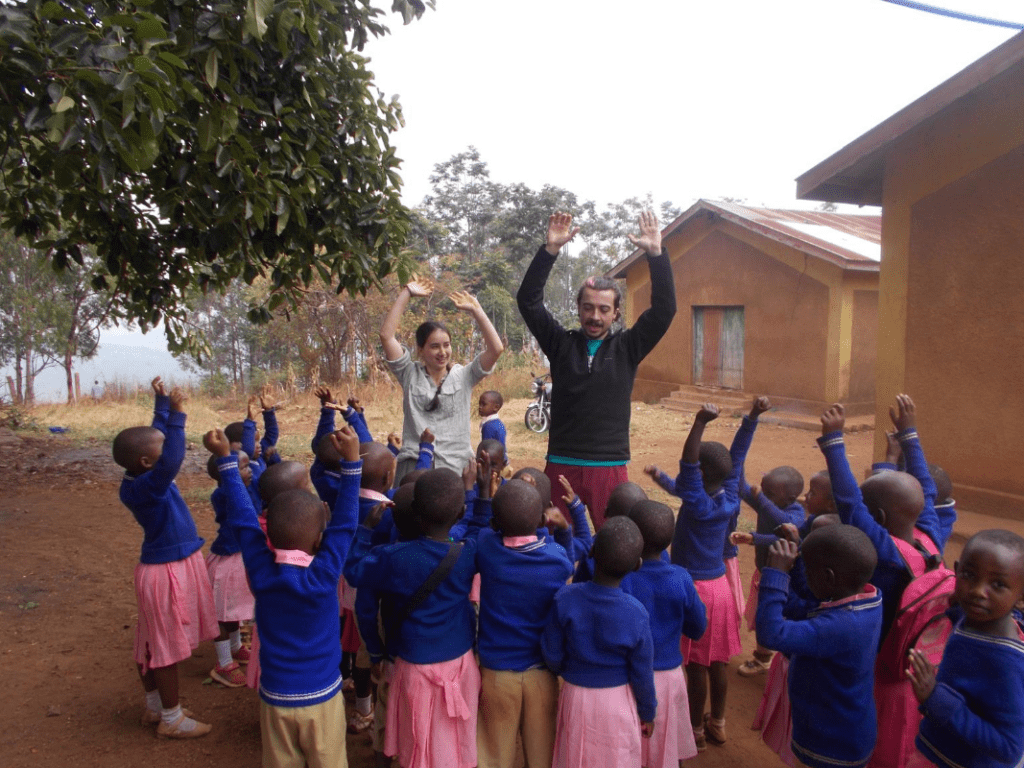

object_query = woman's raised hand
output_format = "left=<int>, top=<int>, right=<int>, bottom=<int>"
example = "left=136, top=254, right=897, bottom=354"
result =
left=406, top=277, right=434, bottom=297
left=449, top=290, right=481, bottom=313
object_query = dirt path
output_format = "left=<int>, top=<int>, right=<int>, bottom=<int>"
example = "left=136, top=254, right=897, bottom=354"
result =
left=0, top=402, right=874, bottom=767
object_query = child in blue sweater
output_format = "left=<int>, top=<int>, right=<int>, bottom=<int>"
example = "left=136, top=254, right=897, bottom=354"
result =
left=910, top=529, right=1024, bottom=768
left=756, top=524, right=883, bottom=768
left=204, top=452, right=254, bottom=688
left=669, top=399, right=763, bottom=749
left=477, top=479, right=576, bottom=768
left=622, top=500, right=707, bottom=768
left=225, top=386, right=281, bottom=511
left=542, top=516, right=656, bottom=768
left=205, top=424, right=361, bottom=768
left=114, top=379, right=217, bottom=739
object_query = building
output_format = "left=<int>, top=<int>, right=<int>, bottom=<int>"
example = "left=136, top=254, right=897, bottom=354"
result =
left=797, top=31, right=1024, bottom=521
left=609, top=199, right=880, bottom=426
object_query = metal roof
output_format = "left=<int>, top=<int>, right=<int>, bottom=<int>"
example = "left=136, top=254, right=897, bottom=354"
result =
left=796, top=30, right=1024, bottom=205
left=608, top=199, right=881, bottom=279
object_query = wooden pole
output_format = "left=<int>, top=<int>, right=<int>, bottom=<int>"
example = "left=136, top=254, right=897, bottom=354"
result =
left=74, top=372, right=81, bottom=403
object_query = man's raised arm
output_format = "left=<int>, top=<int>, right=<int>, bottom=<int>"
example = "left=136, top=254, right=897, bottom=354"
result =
left=516, top=212, right=580, bottom=353
left=625, top=211, right=676, bottom=361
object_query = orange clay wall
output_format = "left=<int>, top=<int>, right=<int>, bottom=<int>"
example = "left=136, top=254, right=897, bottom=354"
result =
left=631, top=228, right=831, bottom=403
left=848, top=289, right=879, bottom=404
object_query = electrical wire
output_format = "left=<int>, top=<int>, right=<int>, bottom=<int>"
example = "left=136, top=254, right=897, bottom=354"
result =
left=880, top=0, right=1024, bottom=30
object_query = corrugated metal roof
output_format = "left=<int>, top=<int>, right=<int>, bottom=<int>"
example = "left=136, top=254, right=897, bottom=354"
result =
left=609, top=199, right=881, bottom=278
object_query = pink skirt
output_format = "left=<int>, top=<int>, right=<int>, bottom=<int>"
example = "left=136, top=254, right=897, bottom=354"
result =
left=246, top=625, right=260, bottom=689
left=687, top=574, right=743, bottom=666
left=724, top=555, right=746, bottom=619
left=133, top=550, right=218, bottom=672
left=744, top=569, right=761, bottom=631
left=341, top=609, right=361, bottom=654
left=205, top=551, right=255, bottom=623
left=642, top=667, right=696, bottom=768
left=751, top=654, right=795, bottom=767
left=385, top=650, right=480, bottom=768
left=469, top=573, right=481, bottom=604
left=553, top=681, right=641, bottom=768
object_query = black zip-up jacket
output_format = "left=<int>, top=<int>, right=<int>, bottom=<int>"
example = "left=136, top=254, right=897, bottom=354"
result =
left=517, top=246, right=676, bottom=463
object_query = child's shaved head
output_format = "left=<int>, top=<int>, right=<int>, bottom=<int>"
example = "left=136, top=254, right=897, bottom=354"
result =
left=477, top=438, right=505, bottom=468
left=860, top=471, right=924, bottom=530
left=413, top=469, right=465, bottom=529
left=259, top=461, right=311, bottom=508
left=801, top=523, right=878, bottom=599
left=513, top=467, right=552, bottom=508
left=360, top=442, right=396, bottom=492
left=606, top=481, right=648, bottom=519
left=629, top=499, right=674, bottom=556
left=698, top=441, right=733, bottom=487
left=316, top=433, right=343, bottom=470
left=224, top=421, right=245, bottom=444
left=593, top=517, right=644, bottom=579
left=493, top=480, right=544, bottom=537
left=112, top=426, right=163, bottom=475
left=400, top=469, right=427, bottom=487
left=929, top=464, right=953, bottom=503
left=266, top=489, right=327, bottom=554
left=762, top=466, right=804, bottom=506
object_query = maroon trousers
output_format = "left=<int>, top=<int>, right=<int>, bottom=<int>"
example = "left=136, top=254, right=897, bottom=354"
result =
left=543, top=462, right=629, bottom=532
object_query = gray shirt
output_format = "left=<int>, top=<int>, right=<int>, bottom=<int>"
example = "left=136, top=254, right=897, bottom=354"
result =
left=386, top=348, right=493, bottom=474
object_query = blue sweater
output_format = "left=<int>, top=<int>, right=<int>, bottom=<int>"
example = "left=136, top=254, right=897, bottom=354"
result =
left=119, top=397, right=205, bottom=565
left=541, top=581, right=657, bottom=723
left=217, top=453, right=360, bottom=708
left=309, top=406, right=374, bottom=486
left=480, top=416, right=507, bottom=447
left=669, top=416, right=756, bottom=581
left=477, top=529, right=575, bottom=672
left=756, top=567, right=882, bottom=768
left=917, top=622, right=1024, bottom=768
left=242, top=409, right=280, bottom=511
left=209, top=485, right=242, bottom=556
left=652, top=466, right=744, bottom=562
left=621, top=559, right=706, bottom=670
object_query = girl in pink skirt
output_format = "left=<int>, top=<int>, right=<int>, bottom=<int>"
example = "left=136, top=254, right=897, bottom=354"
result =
left=205, top=452, right=256, bottom=688
left=114, top=381, right=218, bottom=739
left=542, top=517, right=656, bottom=768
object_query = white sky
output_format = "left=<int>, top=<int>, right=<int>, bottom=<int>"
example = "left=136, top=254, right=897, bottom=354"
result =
left=11, top=0, right=1022, bottom=401
left=362, top=0, right=1020, bottom=211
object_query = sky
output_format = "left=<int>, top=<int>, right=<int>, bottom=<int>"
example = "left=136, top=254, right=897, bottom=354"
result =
left=10, top=0, right=1022, bottom=402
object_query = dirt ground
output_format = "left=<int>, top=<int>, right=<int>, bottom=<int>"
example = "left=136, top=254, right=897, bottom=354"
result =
left=0, top=398, right=875, bottom=768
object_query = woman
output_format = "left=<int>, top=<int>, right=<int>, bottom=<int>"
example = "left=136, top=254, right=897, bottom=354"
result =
left=380, top=278, right=504, bottom=480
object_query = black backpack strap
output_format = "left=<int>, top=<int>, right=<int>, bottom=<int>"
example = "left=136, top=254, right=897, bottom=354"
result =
left=911, top=537, right=942, bottom=572
left=397, top=542, right=464, bottom=625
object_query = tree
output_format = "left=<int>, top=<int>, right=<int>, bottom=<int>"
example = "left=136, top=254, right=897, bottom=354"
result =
left=0, top=0, right=430, bottom=356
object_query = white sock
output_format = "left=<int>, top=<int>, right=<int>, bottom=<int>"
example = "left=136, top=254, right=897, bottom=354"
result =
left=229, top=630, right=242, bottom=652
left=145, top=690, right=161, bottom=713
left=161, top=704, right=197, bottom=732
left=356, top=695, right=372, bottom=716
left=215, top=639, right=233, bottom=668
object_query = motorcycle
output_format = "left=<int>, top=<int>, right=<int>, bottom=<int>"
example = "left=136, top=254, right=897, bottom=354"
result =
left=524, top=372, right=552, bottom=433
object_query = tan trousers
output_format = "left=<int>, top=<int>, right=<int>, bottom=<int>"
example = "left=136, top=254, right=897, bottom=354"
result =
left=477, top=666, right=558, bottom=768
left=260, top=691, right=348, bottom=768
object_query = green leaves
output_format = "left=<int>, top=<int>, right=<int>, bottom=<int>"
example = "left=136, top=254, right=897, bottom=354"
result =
left=244, top=0, right=273, bottom=42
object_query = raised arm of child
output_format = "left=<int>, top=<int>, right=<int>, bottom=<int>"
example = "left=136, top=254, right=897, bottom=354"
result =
left=644, top=464, right=679, bottom=498
left=416, top=428, right=435, bottom=470
left=150, top=376, right=170, bottom=432
left=241, top=395, right=260, bottom=460
left=258, top=384, right=280, bottom=464
left=673, top=404, right=720, bottom=516
left=206, top=428, right=268, bottom=574
left=889, top=394, right=943, bottom=551
left=558, top=475, right=593, bottom=564
left=143, top=385, right=188, bottom=496
left=725, top=396, right=770, bottom=498
left=317, top=427, right=363, bottom=575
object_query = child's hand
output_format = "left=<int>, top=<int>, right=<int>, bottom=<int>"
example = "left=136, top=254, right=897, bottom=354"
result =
left=767, top=539, right=798, bottom=572
left=749, top=396, right=771, bottom=419
left=330, top=425, right=360, bottom=463
left=203, top=428, right=231, bottom=458
left=884, top=431, right=902, bottom=466
left=820, top=403, right=845, bottom=435
left=489, top=468, right=501, bottom=498
left=259, top=384, right=276, bottom=412
left=247, top=394, right=259, bottom=421
left=476, top=453, right=493, bottom=498
left=907, top=649, right=936, bottom=703
left=151, top=376, right=166, bottom=396
left=420, top=427, right=435, bottom=445
left=347, top=396, right=363, bottom=414
left=730, top=531, right=754, bottom=546
left=168, top=387, right=187, bottom=412
left=643, top=464, right=659, bottom=479
left=363, top=500, right=392, bottom=531
left=557, top=475, right=577, bottom=506
left=544, top=507, right=569, bottom=531
left=314, top=386, right=333, bottom=406
left=388, top=432, right=403, bottom=450
left=462, top=460, right=476, bottom=491
left=889, top=393, right=916, bottom=432
left=695, top=403, right=719, bottom=424
left=263, top=446, right=278, bottom=463
left=640, top=720, right=654, bottom=739
left=775, top=523, right=801, bottom=545
left=748, top=484, right=761, bottom=500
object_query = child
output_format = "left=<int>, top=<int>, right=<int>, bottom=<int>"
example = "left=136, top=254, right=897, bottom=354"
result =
left=476, top=479, right=576, bottom=768
left=622, top=500, right=707, bottom=768
left=205, top=425, right=361, bottom=768
left=345, top=468, right=482, bottom=768
left=478, top=390, right=506, bottom=446
left=670, top=399, right=763, bottom=749
left=542, top=516, right=656, bottom=768
left=205, top=452, right=255, bottom=688
left=113, top=378, right=217, bottom=738
left=573, top=481, right=649, bottom=583
left=909, top=529, right=1024, bottom=768
left=228, top=386, right=281, bottom=511
left=756, top=525, right=882, bottom=768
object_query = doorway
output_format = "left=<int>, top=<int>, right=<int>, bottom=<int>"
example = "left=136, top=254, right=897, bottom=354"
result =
left=693, top=306, right=744, bottom=389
